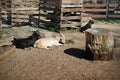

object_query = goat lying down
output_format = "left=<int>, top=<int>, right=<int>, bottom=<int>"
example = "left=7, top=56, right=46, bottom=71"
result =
left=80, top=19, right=94, bottom=32
left=34, top=33, right=65, bottom=49
left=12, top=30, right=41, bottom=49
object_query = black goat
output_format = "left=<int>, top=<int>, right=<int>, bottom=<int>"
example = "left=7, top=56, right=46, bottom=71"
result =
left=12, top=30, right=41, bottom=49
left=80, top=20, right=94, bottom=32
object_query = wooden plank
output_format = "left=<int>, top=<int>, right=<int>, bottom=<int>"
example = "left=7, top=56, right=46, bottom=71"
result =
left=61, top=16, right=81, bottom=20
left=12, top=8, right=38, bottom=11
left=12, top=1, right=38, bottom=4
left=84, top=9, right=106, bottom=12
left=83, top=15, right=106, bottom=18
left=62, top=0, right=83, bottom=4
left=12, top=11, right=29, bottom=13
left=109, top=15, right=120, bottom=18
left=11, top=15, right=29, bottom=18
left=1, top=15, right=8, bottom=17
left=61, top=8, right=82, bottom=12
left=1, top=11, right=8, bottom=14
left=61, top=22, right=81, bottom=28
left=62, top=4, right=82, bottom=8
left=12, top=11, right=39, bottom=15
left=12, top=19, right=29, bottom=22
left=109, top=4, right=118, bottom=7
left=109, top=8, right=115, bottom=11
left=84, top=4, right=106, bottom=7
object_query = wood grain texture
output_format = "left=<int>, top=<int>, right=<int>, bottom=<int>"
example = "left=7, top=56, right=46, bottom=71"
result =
left=85, top=28, right=114, bottom=60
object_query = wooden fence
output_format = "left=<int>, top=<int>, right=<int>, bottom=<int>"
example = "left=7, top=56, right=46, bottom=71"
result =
left=83, top=3, right=120, bottom=19
left=0, top=5, right=1, bottom=28
left=0, top=0, right=39, bottom=26
left=0, top=0, right=120, bottom=28
left=39, top=0, right=83, bottom=30
left=11, top=0, right=39, bottom=26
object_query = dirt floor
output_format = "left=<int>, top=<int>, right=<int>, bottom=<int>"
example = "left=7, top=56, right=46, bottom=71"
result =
left=0, top=23, right=120, bottom=80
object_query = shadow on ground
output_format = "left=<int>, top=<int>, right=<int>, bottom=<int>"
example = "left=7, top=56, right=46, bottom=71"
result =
left=64, top=48, right=93, bottom=60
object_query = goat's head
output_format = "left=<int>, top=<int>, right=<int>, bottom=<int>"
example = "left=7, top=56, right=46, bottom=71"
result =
left=59, top=33, right=66, bottom=44
left=31, top=30, right=41, bottom=40
left=89, top=20, right=94, bottom=24
left=11, top=38, right=17, bottom=45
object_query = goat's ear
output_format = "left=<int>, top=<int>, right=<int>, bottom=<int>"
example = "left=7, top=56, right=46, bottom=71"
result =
left=13, top=37, right=16, bottom=40
left=35, top=30, right=40, bottom=34
left=11, top=38, right=16, bottom=42
left=59, top=32, right=62, bottom=36
left=59, top=33, right=65, bottom=43
left=59, top=33, right=64, bottom=37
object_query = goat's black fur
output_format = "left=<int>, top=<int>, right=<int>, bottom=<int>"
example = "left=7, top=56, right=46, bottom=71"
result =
left=80, top=20, right=94, bottom=32
left=12, top=30, right=40, bottom=49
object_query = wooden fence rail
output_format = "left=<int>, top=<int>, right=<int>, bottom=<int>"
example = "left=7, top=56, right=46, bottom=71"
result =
left=83, top=3, right=120, bottom=19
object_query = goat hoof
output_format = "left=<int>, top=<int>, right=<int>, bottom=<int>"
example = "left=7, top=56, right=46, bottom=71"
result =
left=24, top=47, right=32, bottom=50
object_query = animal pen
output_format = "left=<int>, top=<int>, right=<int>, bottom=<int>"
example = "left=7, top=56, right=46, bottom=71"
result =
left=0, top=0, right=120, bottom=29
left=0, top=0, right=83, bottom=30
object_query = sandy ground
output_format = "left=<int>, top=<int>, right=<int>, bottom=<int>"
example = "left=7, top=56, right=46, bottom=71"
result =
left=0, top=23, right=120, bottom=80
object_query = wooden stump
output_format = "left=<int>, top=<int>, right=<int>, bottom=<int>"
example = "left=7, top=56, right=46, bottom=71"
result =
left=85, top=28, right=114, bottom=60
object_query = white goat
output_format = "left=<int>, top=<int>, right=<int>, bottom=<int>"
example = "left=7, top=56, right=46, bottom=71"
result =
left=34, top=33, right=65, bottom=49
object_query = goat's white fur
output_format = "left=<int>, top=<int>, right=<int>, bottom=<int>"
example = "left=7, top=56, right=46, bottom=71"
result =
left=34, top=33, right=65, bottom=49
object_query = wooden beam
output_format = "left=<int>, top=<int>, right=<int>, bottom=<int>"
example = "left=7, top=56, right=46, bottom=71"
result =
left=61, top=16, right=81, bottom=20
left=12, top=8, right=38, bottom=11
left=60, top=22, right=81, bottom=28
left=83, top=15, right=106, bottom=18
left=84, top=4, right=107, bottom=7
left=61, top=8, right=82, bottom=12
left=84, top=9, right=106, bottom=12
left=108, top=15, right=120, bottom=18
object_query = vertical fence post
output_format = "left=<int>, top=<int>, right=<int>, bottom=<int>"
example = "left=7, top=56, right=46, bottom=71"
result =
left=38, top=0, right=40, bottom=27
left=10, top=0, right=12, bottom=26
left=106, top=0, right=109, bottom=20
left=0, top=6, right=1, bottom=39
left=0, top=0, right=2, bottom=28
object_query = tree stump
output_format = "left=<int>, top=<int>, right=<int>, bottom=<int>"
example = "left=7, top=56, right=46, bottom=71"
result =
left=85, top=28, right=114, bottom=60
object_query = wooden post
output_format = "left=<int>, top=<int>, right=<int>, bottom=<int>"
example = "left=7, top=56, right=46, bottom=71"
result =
left=0, top=1, right=2, bottom=39
left=38, top=0, right=40, bottom=27
left=85, top=28, right=114, bottom=60
left=0, top=1, right=2, bottom=28
left=106, top=0, right=109, bottom=20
